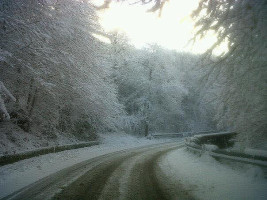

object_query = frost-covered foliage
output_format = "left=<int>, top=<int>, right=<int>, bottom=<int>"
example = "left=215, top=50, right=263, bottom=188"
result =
left=96, top=0, right=167, bottom=16
left=115, top=47, right=187, bottom=133
left=192, top=0, right=267, bottom=147
left=181, top=60, right=218, bottom=133
left=0, top=81, right=16, bottom=120
left=0, top=0, right=123, bottom=138
left=107, top=34, right=215, bottom=134
left=3, top=0, right=264, bottom=149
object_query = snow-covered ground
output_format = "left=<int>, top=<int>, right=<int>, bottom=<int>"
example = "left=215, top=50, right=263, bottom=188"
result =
left=244, top=148, right=267, bottom=157
left=2, top=131, right=266, bottom=200
left=0, top=122, right=81, bottom=156
left=160, top=148, right=267, bottom=200
left=0, top=132, right=174, bottom=199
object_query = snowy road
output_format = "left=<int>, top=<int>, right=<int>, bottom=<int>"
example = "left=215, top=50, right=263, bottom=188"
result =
left=2, top=141, right=192, bottom=200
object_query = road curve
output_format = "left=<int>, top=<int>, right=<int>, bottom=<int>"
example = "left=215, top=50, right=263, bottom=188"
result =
left=2, top=141, right=195, bottom=200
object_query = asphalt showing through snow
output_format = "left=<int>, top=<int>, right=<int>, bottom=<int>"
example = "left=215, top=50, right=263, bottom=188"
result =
left=2, top=141, right=195, bottom=200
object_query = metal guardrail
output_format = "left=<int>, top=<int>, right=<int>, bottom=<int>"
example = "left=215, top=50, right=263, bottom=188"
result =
left=150, top=130, right=218, bottom=139
left=185, top=132, right=267, bottom=167
left=189, top=132, right=238, bottom=149
left=0, top=141, right=100, bottom=166
left=151, top=133, right=184, bottom=139
left=186, top=144, right=267, bottom=167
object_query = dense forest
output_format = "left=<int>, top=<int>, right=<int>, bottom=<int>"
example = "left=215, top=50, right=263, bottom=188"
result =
left=0, top=0, right=266, bottom=148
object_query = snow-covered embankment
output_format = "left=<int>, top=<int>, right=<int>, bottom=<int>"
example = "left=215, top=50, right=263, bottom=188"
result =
left=159, top=148, right=267, bottom=200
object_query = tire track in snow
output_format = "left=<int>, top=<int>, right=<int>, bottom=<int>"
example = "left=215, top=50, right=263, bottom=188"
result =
left=2, top=141, right=191, bottom=200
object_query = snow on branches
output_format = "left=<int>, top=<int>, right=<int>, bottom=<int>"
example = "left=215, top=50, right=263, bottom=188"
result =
left=0, top=81, right=16, bottom=120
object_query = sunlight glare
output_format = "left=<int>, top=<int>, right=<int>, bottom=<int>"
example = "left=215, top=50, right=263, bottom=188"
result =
left=94, top=0, right=228, bottom=55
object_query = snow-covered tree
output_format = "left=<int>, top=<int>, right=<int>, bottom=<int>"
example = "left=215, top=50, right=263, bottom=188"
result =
left=108, top=37, right=204, bottom=134
left=0, top=81, right=16, bottom=120
left=0, top=0, right=123, bottom=138
left=192, top=0, right=267, bottom=147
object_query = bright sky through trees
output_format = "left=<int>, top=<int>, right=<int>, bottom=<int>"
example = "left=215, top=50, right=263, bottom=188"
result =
left=92, top=0, right=228, bottom=54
